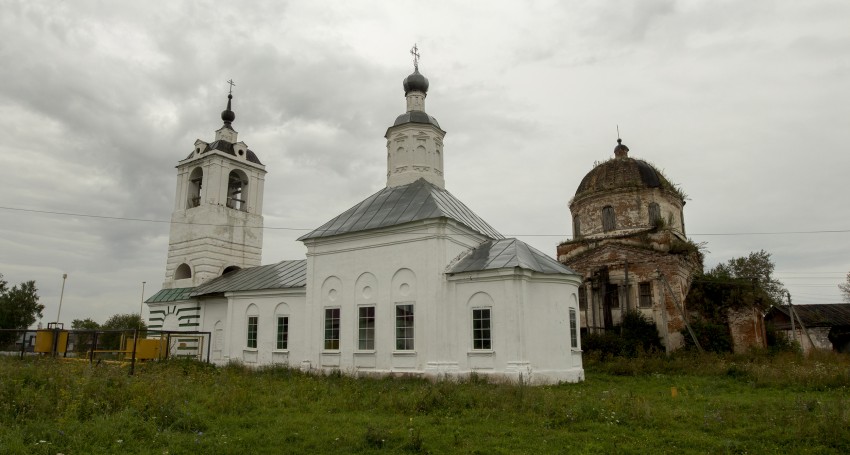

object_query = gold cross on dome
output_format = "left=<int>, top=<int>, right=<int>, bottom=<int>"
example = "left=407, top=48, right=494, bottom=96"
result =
left=410, top=44, right=420, bottom=71
left=226, top=79, right=236, bottom=95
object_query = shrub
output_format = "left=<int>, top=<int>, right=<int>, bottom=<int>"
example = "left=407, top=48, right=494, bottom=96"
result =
left=681, top=319, right=733, bottom=353
left=582, top=311, right=664, bottom=359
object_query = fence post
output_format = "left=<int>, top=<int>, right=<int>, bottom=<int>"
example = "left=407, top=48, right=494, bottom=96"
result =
left=19, top=330, right=28, bottom=359
left=129, top=329, right=138, bottom=376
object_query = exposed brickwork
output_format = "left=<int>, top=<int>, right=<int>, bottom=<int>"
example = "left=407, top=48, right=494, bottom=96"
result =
left=561, top=148, right=701, bottom=352
left=727, top=307, right=766, bottom=353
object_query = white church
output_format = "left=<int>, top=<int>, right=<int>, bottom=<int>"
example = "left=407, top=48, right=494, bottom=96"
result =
left=145, top=57, right=585, bottom=384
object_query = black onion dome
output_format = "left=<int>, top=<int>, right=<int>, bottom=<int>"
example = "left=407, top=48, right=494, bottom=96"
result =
left=574, top=157, right=677, bottom=200
left=221, top=94, right=236, bottom=124
left=403, top=69, right=429, bottom=95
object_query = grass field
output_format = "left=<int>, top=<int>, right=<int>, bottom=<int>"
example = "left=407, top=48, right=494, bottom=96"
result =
left=1, top=351, right=848, bottom=454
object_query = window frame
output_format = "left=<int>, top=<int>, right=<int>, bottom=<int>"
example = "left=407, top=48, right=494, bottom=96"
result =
left=358, top=305, right=376, bottom=351
left=639, top=282, right=653, bottom=308
left=324, top=307, right=340, bottom=350
left=246, top=316, right=258, bottom=349
left=471, top=308, right=492, bottom=350
left=395, top=303, right=415, bottom=351
left=276, top=315, right=289, bottom=350
left=569, top=308, right=578, bottom=349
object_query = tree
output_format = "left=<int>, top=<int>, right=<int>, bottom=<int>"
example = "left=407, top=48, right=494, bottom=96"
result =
left=839, top=271, right=850, bottom=303
left=71, top=318, right=100, bottom=353
left=100, top=313, right=147, bottom=350
left=0, top=274, right=44, bottom=344
left=102, top=313, right=146, bottom=331
left=686, top=250, right=787, bottom=322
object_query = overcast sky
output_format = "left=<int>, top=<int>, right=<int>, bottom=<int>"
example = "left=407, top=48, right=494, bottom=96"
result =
left=1, top=0, right=848, bottom=327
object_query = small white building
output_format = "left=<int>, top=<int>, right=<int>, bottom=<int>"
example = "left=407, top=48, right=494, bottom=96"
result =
left=147, top=62, right=584, bottom=384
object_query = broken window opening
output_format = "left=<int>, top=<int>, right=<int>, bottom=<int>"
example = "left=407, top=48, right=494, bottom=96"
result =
left=227, top=170, right=249, bottom=212
left=573, top=215, right=581, bottom=238
left=639, top=282, right=653, bottom=308
left=602, top=206, right=616, bottom=232
left=648, top=202, right=661, bottom=227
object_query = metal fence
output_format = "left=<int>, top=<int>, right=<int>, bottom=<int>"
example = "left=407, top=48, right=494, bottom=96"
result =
left=0, top=325, right=211, bottom=375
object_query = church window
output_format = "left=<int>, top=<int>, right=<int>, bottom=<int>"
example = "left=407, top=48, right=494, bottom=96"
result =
left=188, top=167, right=203, bottom=208
left=358, top=306, right=375, bottom=350
left=639, top=282, right=653, bottom=308
left=648, top=203, right=661, bottom=227
left=573, top=215, right=581, bottom=238
left=395, top=304, right=414, bottom=350
left=472, top=308, right=491, bottom=350
left=222, top=265, right=241, bottom=275
left=175, top=263, right=191, bottom=280
left=227, top=170, right=249, bottom=212
left=276, top=316, right=289, bottom=350
left=602, top=206, right=616, bottom=232
left=247, top=316, right=258, bottom=349
left=324, top=308, right=340, bottom=350
left=578, top=286, right=587, bottom=310
left=569, top=308, right=578, bottom=349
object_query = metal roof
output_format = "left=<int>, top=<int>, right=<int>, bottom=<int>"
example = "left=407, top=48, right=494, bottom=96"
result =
left=448, top=238, right=578, bottom=275
left=298, top=178, right=503, bottom=241
left=391, top=111, right=441, bottom=129
left=146, top=287, right=196, bottom=304
left=190, top=260, right=306, bottom=297
left=767, top=304, right=850, bottom=328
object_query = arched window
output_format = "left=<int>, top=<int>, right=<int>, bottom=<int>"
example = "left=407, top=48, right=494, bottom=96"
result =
left=573, top=215, right=581, bottom=238
left=222, top=265, right=241, bottom=275
left=188, top=167, right=203, bottom=208
left=227, top=170, right=249, bottom=211
left=602, top=206, right=616, bottom=232
left=175, top=263, right=192, bottom=280
left=648, top=202, right=661, bottom=227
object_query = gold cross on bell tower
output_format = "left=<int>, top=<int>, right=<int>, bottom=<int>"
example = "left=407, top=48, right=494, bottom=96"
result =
left=410, top=44, right=420, bottom=71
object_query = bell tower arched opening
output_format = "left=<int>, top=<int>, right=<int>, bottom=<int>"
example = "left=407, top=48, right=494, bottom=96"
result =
left=227, top=169, right=249, bottom=212
left=188, top=167, right=203, bottom=208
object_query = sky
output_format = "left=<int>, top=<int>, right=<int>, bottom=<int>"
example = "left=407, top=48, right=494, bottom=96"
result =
left=1, top=0, right=848, bottom=327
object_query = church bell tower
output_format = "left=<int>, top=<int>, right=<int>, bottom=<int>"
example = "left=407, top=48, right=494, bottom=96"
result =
left=162, top=86, right=266, bottom=289
left=385, top=44, right=446, bottom=189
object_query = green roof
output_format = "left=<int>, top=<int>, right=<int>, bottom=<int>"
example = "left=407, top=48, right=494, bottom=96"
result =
left=146, top=287, right=196, bottom=303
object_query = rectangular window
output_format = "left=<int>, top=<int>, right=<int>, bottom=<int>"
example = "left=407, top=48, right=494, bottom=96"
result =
left=472, top=308, right=492, bottom=350
left=358, top=306, right=375, bottom=350
left=578, top=286, right=587, bottom=310
left=639, top=282, right=653, bottom=308
left=247, top=316, right=258, bottom=349
left=602, top=206, right=616, bottom=232
left=324, top=308, right=340, bottom=350
left=276, top=316, right=289, bottom=350
left=395, top=304, right=414, bottom=350
left=570, top=308, right=578, bottom=349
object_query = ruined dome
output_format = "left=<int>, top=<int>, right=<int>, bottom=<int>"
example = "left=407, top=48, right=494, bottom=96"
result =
left=574, top=140, right=679, bottom=202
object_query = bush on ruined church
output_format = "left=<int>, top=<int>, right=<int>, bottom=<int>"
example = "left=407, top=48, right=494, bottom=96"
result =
left=583, top=311, right=664, bottom=359
left=680, top=319, right=733, bottom=353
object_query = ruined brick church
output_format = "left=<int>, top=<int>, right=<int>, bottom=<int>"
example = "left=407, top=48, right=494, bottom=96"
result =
left=557, top=139, right=702, bottom=351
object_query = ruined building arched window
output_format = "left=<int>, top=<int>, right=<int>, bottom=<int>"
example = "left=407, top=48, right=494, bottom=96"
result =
left=188, top=167, right=203, bottom=208
left=227, top=170, right=249, bottom=211
left=602, top=206, right=616, bottom=232
left=573, top=215, right=581, bottom=238
left=648, top=202, right=661, bottom=227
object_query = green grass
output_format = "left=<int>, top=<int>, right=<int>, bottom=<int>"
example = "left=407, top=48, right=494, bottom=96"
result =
left=1, top=351, right=849, bottom=454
